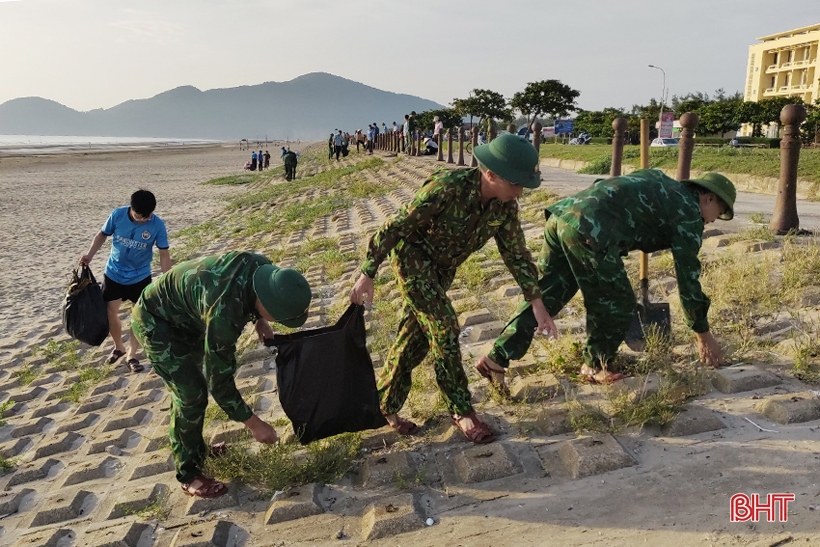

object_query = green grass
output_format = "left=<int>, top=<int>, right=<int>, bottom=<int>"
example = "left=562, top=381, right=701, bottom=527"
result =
left=203, top=172, right=270, bottom=185
left=62, top=365, right=113, bottom=403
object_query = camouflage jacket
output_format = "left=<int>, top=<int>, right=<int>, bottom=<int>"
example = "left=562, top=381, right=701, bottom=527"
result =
left=548, top=169, right=710, bottom=332
left=361, top=168, right=541, bottom=301
left=138, top=251, right=268, bottom=422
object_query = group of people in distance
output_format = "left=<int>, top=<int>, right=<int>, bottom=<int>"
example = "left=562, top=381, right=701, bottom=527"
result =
left=78, top=132, right=736, bottom=497
left=246, top=149, right=270, bottom=171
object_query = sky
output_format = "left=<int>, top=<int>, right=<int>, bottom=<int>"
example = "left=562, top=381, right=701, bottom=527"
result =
left=1, top=0, right=819, bottom=113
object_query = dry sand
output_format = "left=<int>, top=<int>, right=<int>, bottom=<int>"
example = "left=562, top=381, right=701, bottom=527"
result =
left=0, top=144, right=304, bottom=361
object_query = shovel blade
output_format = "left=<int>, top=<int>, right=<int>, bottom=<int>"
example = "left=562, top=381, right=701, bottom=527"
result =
left=624, top=302, right=672, bottom=352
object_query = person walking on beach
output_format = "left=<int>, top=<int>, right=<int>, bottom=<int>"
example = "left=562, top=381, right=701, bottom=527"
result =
left=264, top=150, right=271, bottom=169
left=349, top=134, right=555, bottom=444
left=327, top=134, right=334, bottom=160
left=132, top=251, right=312, bottom=498
left=258, top=150, right=264, bottom=171
left=79, top=189, right=172, bottom=373
left=250, top=151, right=258, bottom=171
left=334, top=130, right=343, bottom=161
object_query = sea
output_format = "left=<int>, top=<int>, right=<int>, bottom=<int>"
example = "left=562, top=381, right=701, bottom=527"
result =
left=0, top=135, right=219, bottom=156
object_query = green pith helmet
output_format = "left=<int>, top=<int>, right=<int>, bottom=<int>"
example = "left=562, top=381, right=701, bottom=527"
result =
left=253, top=264, right=312, bottom=328
left=684, top=172, right=736, bottom=220
left=473, top=133, right=541, bottom=189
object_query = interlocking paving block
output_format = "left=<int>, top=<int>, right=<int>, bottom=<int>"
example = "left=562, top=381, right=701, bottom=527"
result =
left=360, top=427, right=401, bottom=451
left=264, top=483, right=323, bottom=524
left=31, top=402, right=70, bottom=419
left=661, top=405, right=726, bottom=437
left=62, top=456, right=121, bottom=486
left=458, top=308, right=494, bottom=327
left=8, top=386, right=46, bottom=403
left=361, top=452, right=414, bottom=488
left=170, top=520, right=242, bottom=547
left=108, top=483, right=169, bottom=519
left=1, top=400, right=26, bottom=418
left=57, top=413, right=99, bottom=434
left=207, top=422, right=249, bottom=445
left=135, top=376, right=165, bottom=392
left=184, top=486, right=237, bottom=515
left=143, top=436, right=170, bottom=453
left=5, top=458, right=61, bottom=490
left=463, top=321, right=506, bottom=343
left=519, top=406, right=573, bottom=437
left=454, top=444, right=521, bottom=483
left=88, top=429, right=141, bottom=455
left=0, top=487, right=35, bottom=515
left=558, top=434, right=636, bottom=479
left=235, top=359, right=272, bottom=379
left=29, top=373, right=61, bottom=387
left=76, top=395, right=115, bottom=415
left=711, top=365, right=781, bottom=394
left=509, top=374, right=561, bottom=403
left=494, top=284, right=522, bottom=298
left=30, top=490, right=95, bottom=527
left=102, top=408, right=151, bottom=432
left=360, top=493, right=423, bottom=541
left=488, top=276, right=514, bottom=290
left=82, top=521, right=150, bottom=547
left=33, top=432, right=85, bottom=460
left=0, top=437, right=33, bottom=459
left=11, top=417, right=53, bottom=438
left=91, top=377, right=128, bottom=396
left=16, top=528, right=75, bottom=547
left=120, top=389, right=164, bottom=411
left=755, top=391, right=820, bottom=424
left=130, top=452, right=174, bottom=480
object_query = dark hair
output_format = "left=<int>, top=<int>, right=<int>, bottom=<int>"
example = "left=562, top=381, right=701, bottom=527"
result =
left=130, top=190, right=156, bottom=217
left=404, top=115, right=409, bottom=120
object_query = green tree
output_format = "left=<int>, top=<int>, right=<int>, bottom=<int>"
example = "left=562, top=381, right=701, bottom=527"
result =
left=574, top=107, right=626, bottom=137
left=453, top=88, right=511, bottom=132
left=737, top=101, right=765, bottom=136
left=510, top=80, right=580, bottom=133
left=416, top=108, right=463, bottom=134
left=698, top=99, right=742, bottom=136
left=802, top=100, right=820, bottom=144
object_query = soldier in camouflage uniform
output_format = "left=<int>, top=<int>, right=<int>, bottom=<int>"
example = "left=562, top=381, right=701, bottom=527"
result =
left=476, top=169, right=736, bottom=385
left=132, top=251, right=311, bottom=498
left=350, top=134, right=556, bottom=444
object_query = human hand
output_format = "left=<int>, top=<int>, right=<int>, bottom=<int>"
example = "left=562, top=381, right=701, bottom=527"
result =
left=79, top=255, right=93, bottom=267
left=254, top=319, right=275, bottom=344
left=350, top=273, right=375, bottom=306
left=531, top=299, right=558, bottom=339
left=244, top=414, right=279, bottom=444
left=696, top=331, right=725, bottom=368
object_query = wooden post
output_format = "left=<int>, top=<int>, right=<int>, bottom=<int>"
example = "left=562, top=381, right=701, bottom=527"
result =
left=457, top=127, right=466, bottom=166
left=770, top=104, right=807, bottom=234
left=676, top=112, right=699, bottom=181
left=436, top=133, right=444, bottom=161
left=640, top=119, right=650, bottom=171
left=470, top=126, right=479, bottom=167
left=447, top=129, right=454, bottom=164
left=532, top=120, right=543, bottom=157
left=415, top=129, right=422, bottom=156
left=610, top=118, right=627, bottom=176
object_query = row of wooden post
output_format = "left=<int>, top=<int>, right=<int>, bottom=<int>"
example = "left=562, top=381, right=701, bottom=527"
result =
left=372, top=104, right=808, bottom=234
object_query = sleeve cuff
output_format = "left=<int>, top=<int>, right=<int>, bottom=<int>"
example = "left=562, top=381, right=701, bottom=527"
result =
left=691, top=318, right=710, bottom=334
left=228, top=403, right=254, bottom=423
left=361, top=260, right=378, bottom=279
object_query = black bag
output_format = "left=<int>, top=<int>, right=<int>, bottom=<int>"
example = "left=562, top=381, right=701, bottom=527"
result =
left=271, top=304, right=387, bottom=444
left=62, top=266, right=109, bottom=346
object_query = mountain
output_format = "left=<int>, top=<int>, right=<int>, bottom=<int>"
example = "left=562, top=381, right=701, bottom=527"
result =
left=0, top=73, right=444, bottom=140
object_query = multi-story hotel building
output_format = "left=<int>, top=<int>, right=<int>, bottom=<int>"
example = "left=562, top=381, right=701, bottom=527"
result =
left=742, top=23, right=818, bottom=135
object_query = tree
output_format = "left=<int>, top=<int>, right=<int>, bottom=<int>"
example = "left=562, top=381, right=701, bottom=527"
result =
left=510, top=80, right=580, bottom=133
left=416, top=108, right=463, bottom=134
left=698, top=99, right=742, bottom=136
left=737, top=101, right=765, bottom=136
left=802, top=99, right=820, bottom=144
left=574, top=107, right=626, bottom=137
left=452, top=88, right=511, bottom=132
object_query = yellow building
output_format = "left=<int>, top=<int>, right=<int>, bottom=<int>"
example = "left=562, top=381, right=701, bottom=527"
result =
left=744, top=24, right=819, bottom=106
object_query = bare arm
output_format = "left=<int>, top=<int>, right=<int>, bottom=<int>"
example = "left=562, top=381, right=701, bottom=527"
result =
left=158, top=248, right=172, bottom=273
left=79, top=232, right=108, bottom=266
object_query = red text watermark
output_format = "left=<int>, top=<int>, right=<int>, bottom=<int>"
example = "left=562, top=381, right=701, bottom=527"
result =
left=730, top=493, right=795, bottom=522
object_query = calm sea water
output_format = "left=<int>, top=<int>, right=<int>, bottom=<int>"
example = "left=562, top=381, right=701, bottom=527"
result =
left=0, top=134, right=219, bottom=155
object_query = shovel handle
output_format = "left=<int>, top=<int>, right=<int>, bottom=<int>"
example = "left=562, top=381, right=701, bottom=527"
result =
left=640, top=251, right=649, bottom=303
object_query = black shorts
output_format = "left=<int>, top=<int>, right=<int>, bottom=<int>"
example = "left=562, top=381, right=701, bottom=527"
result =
left=102, top=275, right=152, bottom=304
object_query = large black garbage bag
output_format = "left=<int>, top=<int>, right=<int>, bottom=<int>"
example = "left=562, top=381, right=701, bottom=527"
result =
left=62, top=266, right=109, bottom=346
left=272, top=304, right=387, bottom=444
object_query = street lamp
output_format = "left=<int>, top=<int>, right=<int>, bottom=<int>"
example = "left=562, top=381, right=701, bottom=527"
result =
left=648, top=64, right=667, bottom=137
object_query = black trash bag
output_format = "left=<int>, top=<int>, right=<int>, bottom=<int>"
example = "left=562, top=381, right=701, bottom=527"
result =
left=271, top=303, right=387, bottom=444
left=62, top=265, right=109, bottom=346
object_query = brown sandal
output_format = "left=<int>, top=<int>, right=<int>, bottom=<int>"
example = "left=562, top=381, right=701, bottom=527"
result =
left=387, top=416, right=419, bottom=436
left=181, top=475, right=227, bottom=498
left=126, top=358, right=144, bottom=373
left=452, top=411, right=495, bottom=444
left=209, top=442, right=231, bottom=457
left=107, top=349, right=126, bottom=365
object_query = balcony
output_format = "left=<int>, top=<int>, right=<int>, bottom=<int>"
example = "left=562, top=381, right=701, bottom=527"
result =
left=765, top=87, right=776, bottom=94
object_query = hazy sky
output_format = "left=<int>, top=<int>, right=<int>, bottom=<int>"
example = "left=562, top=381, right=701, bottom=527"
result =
left=1, top=0, right=819, bottom=113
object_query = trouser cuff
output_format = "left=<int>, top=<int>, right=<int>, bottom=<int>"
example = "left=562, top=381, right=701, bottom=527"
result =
left=486, top=346, right=511, bottom=369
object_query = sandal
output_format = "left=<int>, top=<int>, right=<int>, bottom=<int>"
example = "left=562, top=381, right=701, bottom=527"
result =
left=475, top=358, right=510, bottom=396
left=579, top=366, right=625, bottom=385
left=126, top=358, right=144, bottom=373
left=386, top=416, right=419, bottom=436
left=107, top=349, right=126, bottom=365
left=180, top=475, right=227, bottom=498
left=209, top=442, right=231, bottom=457
left=452, top=411, right=495, bottom=444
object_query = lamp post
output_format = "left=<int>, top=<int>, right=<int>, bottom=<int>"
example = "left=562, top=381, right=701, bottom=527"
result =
left=648, top=64, right=667, bottom=138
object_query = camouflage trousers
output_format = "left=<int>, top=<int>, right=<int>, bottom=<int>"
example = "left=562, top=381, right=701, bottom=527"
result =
left=378, top=254, right=473, bottom=416
left=131, top=304, right=210, bottom=484
left=488, top=215, right=636, bottom=368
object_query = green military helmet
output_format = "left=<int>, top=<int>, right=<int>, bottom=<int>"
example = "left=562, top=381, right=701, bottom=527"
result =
left=472, top=133, right=541, bottom=189
left=253, top=264, right=312, bottom=328
left=683, top=172, right=736, bottom=220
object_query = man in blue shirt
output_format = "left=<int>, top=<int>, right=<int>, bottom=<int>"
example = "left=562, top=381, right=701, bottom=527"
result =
left=79, top=190, right=172, bottom=372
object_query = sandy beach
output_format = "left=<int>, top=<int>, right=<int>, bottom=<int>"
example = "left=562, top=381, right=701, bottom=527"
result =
left=0, top=144, right=301, bottom=362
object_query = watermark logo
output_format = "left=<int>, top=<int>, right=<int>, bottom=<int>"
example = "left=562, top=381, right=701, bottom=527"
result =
left=730, top=493, right=795, bottom=522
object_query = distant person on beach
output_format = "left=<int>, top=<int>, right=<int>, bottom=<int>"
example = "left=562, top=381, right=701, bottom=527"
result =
left=284, top=150, right=298, bottom=181
left=334, top=130, right=343, bottom=161
left=433, top=116, right=443, bottom=139
left=131, top=251, right=311, bottom=498
left=401, top=114, right=409, bottom=152
left=341, top=132, right=350, bottom=157
left=264, top=150, right=271, bottom=168
left=355, top=129, right=364, bottom=152
left=79, top=189, right=172, bottom=373
left=258, top=150, right=264, bottom=171
left=372, top=121, right=380, bottom=153
left=250, top=151, right=258, bottom=171
left=328, top=134, right=334, bottom=160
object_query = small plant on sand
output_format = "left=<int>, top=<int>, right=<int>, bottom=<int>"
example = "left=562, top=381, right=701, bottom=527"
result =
left=566, top=398, right=612, bottom=433
left=0, top=400, right=14, bottom=427
left=62, top=364, right=113, bottom=403
left=12, top=363, right=40, bottom=386
left=749, top=212, right=765, bottom=224
left=0, top=454, right=17, bottom=472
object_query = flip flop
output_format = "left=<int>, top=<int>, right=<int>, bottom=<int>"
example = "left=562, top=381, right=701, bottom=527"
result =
left=107, top=349, right=126, bottom=365
left=452, top=411, right=495, bottom=444
left=180, top=475, right=227, bottom=498
left=126, top=358, right=144, bottom=373
left=579, top=367, right=625, bottom=385
left=387, top=417, right=419, bottom=436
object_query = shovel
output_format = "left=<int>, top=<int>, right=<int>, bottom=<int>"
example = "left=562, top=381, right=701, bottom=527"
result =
left=624, top=251, right=671, bottom=351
